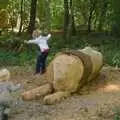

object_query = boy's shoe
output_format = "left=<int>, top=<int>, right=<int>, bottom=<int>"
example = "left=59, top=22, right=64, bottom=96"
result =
left=40, top=69, right=46, bottom=75
left=33, top=73, right=40, bottom=77
left=33, top=73, right=37, bottom=75
left=40, top=71, right=44, bottom=75
left=33, top=72, right=40, bottom=75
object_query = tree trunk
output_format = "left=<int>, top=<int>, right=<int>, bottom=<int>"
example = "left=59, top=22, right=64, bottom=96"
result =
left=18, top=0, right=24, bottom=35
left=63, top=0, right=69, bottom=38
left=67, top=0, right=73, bottom=40
left=44, top=0, right=51, bottom=32
left=66, top=0, right=76, bottom=41
left=28, top=0, right=37, bottom=36
left=71, top=14, right=76, bottom=36
left=88, top=0, right=96, bottom=32
left=98, top=0, right=108, bottom=31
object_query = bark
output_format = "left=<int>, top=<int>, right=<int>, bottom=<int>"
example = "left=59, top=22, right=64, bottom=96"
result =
left=67, top=0, right=76, bottom=40
left=63, top=0, right=69, bottom=38
left=18, top=0, right=24, bottom=35
left=88, top=0, right=96, bottom=32
left=44, top=0, right=51, bottom=31
left=66, top=0, right=72, bottom=40
left=98, top=0, right=108, bottom=31
left=28, top=0, right=37, bottom=36
left=71, top=14, right=76, bottom=36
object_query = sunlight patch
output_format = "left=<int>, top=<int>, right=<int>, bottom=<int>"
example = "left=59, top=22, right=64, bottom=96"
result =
left=104, top=84, right=120, bottom=92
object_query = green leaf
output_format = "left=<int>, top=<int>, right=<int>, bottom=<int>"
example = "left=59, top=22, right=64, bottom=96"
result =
left=0, top=0, right=9, bottom=9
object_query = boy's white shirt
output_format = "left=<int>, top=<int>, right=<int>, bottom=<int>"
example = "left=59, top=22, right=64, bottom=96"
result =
left=27, top=34, right=51, bottom=52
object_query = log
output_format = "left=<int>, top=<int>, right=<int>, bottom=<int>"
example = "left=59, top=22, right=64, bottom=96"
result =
left=22, top=83, right=53, bottom=101
left=46, top=47, right=103, bottom=92
left=0, top=69, right=10, bottom=81
left=80, top=47, right=103, bottom=81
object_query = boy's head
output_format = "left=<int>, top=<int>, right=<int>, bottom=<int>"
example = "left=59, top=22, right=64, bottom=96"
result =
left=41, top=32, right=48, bottom=36
left=32, top=30, right=41, bottom=38
left=41, top=29, right=49, bottom=36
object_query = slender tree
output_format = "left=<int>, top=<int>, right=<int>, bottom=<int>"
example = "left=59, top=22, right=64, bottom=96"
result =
left=97, top=0, right=108, bottom=31
left=64, top=0, right=76, bottom=40
left=88, top=0, right=96, bottom=32
left=44, top=0, right=51, bottom=31
left=63, top=0, right=69, bottom=38
left=28, top=0, right=37, bottom=36
left=18, top=0, right=24, bottom=35
left=67, top=0, right=76, bottom=40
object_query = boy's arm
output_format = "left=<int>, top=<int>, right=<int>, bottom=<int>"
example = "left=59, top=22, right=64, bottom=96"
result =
left=26, top=36, right=42, bottom=44
left=26, top=39, right=39, bottom=44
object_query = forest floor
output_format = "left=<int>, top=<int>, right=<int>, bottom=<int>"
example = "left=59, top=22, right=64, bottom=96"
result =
left=6, top=66, right=120, bottom=120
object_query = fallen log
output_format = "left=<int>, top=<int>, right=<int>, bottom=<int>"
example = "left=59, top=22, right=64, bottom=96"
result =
left=46, top=47, right=103, bottom=92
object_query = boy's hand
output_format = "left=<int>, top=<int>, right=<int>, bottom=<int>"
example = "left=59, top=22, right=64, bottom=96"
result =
left=47, top=33, right=51, bottom=39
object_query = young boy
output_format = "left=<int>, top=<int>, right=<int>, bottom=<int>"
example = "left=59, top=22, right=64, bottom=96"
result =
left=26, top=30, right=51, bottom=75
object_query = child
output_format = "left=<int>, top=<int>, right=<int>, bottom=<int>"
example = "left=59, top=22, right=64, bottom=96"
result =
left=0, top=82, right=21, bottom=120
left=26, top=30, right=51, bottom=75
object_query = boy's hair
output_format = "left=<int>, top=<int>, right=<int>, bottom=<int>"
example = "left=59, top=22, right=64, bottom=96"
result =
left=32, top=30, right=41, bottom=38
left=41, top=29, right=49, bottom=36
left=41, top=32, right=48, bottom=36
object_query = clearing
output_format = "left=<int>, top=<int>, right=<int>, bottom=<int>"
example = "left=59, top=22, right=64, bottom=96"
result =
left=7, top=66, right=120, bottom=120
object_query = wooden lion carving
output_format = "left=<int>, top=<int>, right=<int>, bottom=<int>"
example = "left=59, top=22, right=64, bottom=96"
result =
left=22, top=47, right=103, bottom=104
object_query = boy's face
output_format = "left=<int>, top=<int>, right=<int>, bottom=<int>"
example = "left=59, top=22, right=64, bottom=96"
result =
left=32, top=34, right=37, bottom=39
left=32, top=31, right=41, bottom=38
left=41, top=31, right=48, bottom=37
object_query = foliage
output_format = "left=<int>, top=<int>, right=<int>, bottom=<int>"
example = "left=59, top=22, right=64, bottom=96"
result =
left=0, top=0, right=8, bottom=9
left=0, top=48, right=36, bottom=66
left=111, top=0, right=120, bottom=36
left=50, top=0, right=64, bottom=29
left=1, top=0, right=120, bottom=67
left=6, top=0, right=31, bottom=31
left=1, top=33, right=120, bottom=68
left=0, top=0, right=115, bottom=34
left=113, top=107, right=120, bottom=120
left=0, top=0, right=118, bottom=34
left=0, top=9, right=8, bottom=28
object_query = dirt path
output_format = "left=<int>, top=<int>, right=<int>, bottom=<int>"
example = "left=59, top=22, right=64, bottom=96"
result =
left=7, top=66, right=120, bottom=120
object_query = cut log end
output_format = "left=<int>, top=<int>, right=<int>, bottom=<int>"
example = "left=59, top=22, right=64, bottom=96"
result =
left=47, top=47, right=103, bottom=92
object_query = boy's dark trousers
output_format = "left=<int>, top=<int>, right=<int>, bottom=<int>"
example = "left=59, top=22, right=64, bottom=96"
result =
left=36, top=51, right=49, bottom=74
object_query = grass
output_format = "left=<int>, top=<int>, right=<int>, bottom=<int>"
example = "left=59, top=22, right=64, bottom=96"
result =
left=1, top=32, right=120, bottom=67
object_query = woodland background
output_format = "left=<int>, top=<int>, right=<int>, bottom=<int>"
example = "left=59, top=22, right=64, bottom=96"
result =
left=0, top=0, right=120, bottom=68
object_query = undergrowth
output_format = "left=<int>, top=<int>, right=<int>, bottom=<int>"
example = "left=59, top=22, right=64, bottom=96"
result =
left=1, top=32, right=120, bottom=67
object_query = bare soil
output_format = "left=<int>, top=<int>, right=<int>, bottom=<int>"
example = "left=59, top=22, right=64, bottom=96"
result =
left=6, top=66, right=120, bottom=120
